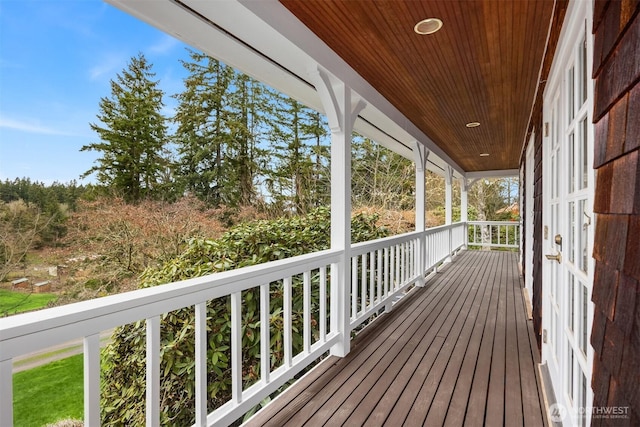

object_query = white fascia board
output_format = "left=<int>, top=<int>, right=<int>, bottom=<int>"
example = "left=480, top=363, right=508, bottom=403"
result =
left=465, top=169, right=520, bottom=179
left=107, top=0, right=464, bottom=175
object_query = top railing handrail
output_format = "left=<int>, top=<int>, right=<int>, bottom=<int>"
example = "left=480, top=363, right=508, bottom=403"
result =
left=467, top=220, right=519, bottom=225
left=350, top=222, right=459, bottom=255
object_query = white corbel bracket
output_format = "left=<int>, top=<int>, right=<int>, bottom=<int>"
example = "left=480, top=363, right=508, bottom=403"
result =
left=412, top=141, right=430, bottom=172
left=309, top=66, right=366, bottom=133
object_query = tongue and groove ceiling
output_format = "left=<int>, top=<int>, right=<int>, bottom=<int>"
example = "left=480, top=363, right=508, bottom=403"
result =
left=279, top=0, right=555, bottom=172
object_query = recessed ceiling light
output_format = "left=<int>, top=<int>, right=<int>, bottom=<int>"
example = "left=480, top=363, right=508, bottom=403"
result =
left=466, top=122, right=481, bottom=128
left=414, top=18, right=443, bottom=35
left=480, top=153, right=490, bottom=157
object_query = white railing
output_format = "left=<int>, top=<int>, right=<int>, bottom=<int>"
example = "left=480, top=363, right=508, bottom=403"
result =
left=348, top=222, right=466, bottom=331
left=0, top=222, right=467, bottom=427
left=350, top=232, right=420, bottom=331
left=1, top=250, right=341, bottom=427
left=467, top=221, right=520, bottom=249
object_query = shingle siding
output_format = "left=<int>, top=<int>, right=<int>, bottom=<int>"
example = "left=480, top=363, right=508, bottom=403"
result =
left=591, top=2, right=640, bottom=425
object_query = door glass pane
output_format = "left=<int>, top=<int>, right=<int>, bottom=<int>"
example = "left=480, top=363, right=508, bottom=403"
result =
left=551, top=303, right=555, bottom=347
left=569, top=66, right=575, bottom=119
left=579, top=199, right=588, bottom=273
left=568, top=66, right=575, bottom=120
left=568, top=343, right=574, bottom=404
left=580, top=117, right=588, bottom=189
left=569, top=132, right=575, bottom=193
left=552, top=153, right=556, bottom=198
left=580, top=32, right=588, bottom=106
left=581, top=371, right=587, bottom=426
left=569, top=274, right=575, bottom=333
left=569, top=201, right=575, bottom=263
left=581, top=282, right=588, bottom=355
left=553, top=105, right=558, bottom=148
left=556, top=310, right=562, bottom=361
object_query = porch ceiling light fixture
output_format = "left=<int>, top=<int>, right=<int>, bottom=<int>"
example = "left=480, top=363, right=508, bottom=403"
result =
left=414, top=18, right=443, bottom=35
left=480, top=153, right=490, bottom=157
left=466, top=122, right=481, bottom=128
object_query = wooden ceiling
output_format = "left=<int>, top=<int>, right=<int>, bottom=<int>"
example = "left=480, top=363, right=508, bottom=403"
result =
left=280, top=0, right=555, bottom=172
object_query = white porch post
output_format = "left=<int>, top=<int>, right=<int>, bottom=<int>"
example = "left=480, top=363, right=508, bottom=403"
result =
left=445, top=165, right=454, bottom=262
left=460, top=177, right=468, bottom=249
left=311, top=66, right=365, bottom=357
left=413, top=141, right=429, bottom=287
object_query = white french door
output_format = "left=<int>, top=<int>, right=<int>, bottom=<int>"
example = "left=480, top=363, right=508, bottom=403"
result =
left=542, top=1, right=595, bottom=425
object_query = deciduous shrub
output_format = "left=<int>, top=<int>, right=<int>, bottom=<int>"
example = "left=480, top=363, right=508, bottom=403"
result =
left=101, top=207, right=387, bottom=425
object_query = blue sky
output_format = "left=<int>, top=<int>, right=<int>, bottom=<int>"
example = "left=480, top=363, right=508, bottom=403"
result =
left=0, top=0, right=192, bottom=185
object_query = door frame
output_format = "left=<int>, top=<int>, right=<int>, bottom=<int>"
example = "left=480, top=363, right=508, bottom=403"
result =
left=541, top=0, right=596, bottom=425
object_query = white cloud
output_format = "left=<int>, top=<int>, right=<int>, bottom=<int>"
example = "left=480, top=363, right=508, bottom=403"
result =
left=0, top=116, right=86, bottom=137
left=149, top=35, right=180, bottom=55
left=89, top=53, right=126, bottom=81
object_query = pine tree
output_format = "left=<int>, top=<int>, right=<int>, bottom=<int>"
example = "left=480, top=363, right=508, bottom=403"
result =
left=226, top=73, right=269, bottom=207
left=267, top=94, right=329, bottom=214
left=174, top=51, right=271, bottom=208
left=173, top=50, right=235, bottom=206
left=81, top=53, right=169, bottom=203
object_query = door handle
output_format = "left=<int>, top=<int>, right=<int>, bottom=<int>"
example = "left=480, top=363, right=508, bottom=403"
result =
left=545, top=252, right=562, bottom=263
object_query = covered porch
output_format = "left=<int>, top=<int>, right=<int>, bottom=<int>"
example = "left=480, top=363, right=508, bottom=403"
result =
left=0, top=0, right=559, bottom=425
left=246, top=250, right=546, bottom=427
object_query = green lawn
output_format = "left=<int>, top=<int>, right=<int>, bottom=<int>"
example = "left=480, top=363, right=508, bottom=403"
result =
left=13, top=354, right=84, bottom=426
left=0, top=288, right=57, bottom=315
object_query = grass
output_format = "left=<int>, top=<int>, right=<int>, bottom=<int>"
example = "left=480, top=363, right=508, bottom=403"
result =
left=13, top=354, right=84, bottom=426
left=0, top=289, right=57, bottom=316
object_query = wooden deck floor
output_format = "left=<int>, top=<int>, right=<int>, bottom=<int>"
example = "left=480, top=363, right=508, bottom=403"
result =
left=245, top=250, right=547, bottom=427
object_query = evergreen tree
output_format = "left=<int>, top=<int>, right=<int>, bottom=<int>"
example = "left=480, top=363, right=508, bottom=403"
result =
left=226, top=73, right=269, bottom=207
left=174, top=51, right=271, bottom=207
left=81, top=53, right=169, bottom=203
left=173, top=50, right=235, bottom=206
left=267, top=94, right=329, bottom=214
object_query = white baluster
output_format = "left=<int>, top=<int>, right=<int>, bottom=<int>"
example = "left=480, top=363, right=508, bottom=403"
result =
left=84, top=333, right=100, bottom=427
left=195, top=303, right=207, bottom=426
left=146, top=316, right=160, bottom=427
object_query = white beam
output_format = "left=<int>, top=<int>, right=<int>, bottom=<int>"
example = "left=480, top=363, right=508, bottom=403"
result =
left=465, top=169, right=520, bottom=179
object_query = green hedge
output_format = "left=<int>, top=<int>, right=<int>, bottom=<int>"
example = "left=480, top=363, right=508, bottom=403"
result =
left=101, top=207, right=388, bottom=425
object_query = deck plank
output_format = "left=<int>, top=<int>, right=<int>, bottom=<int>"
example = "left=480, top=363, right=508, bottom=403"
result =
left=485, top=251, right=507, bottom=427
left=424, top=251, right=497, bottom=426
left=307, top=254, right=474, bottom=425
left=363, top=254, right=490, bottom=426
left=505, top=252, right=525, bottom=427
left=245, top=250, right=546, bottom=427
left=442, top=251, right=501, bottom=426
left=399, top=253, right=493, bottom=426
